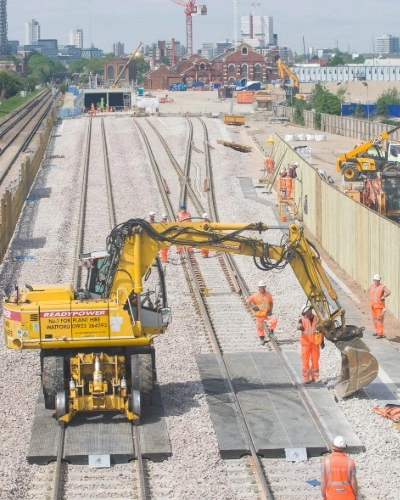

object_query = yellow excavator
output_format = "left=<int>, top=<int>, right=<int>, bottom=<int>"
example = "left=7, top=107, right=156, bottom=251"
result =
left=336, top=126, right=400, bottom=181
left=3, top=219, right=378, bottom=423
left=277, top=58, right=309, bottom=101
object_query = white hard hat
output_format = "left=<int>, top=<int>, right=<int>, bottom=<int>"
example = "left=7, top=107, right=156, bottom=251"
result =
left=302, top=304, right=312, bottom=314
left=258, top=280, right=266, bottom=287
left=161, top=214, right=168, bottom=220
left=373, top=274, right=381, bottom=281
left=202, top=213, right=209, bottom=218
left=149, top=211, right=156, bottom=217
left=294, top=162, right=299, bottom=166
left=333, top=436, right=347, bottom=449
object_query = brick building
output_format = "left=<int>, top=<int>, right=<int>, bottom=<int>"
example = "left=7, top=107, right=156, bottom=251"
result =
left=143, top=43, right=268, bottom=90
left=104, top=57, right=135, bottom=85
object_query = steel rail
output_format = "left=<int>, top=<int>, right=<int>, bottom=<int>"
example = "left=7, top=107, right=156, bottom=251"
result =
left=0, top=89, right=51, bottom=138
left=0, top=95, right=54, bottom=185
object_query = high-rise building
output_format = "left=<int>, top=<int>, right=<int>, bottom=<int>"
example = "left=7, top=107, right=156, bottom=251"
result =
left=25, top=19, right=40, bottom=45
left=112, top=41, right=124, bottom=56
left=241, top=15, right=273, bottom=47
left=0, top=0, right=8, bottom=56
left=376, top=34, right=399, bottom=55
left=69, top=28, right=83, bottom=49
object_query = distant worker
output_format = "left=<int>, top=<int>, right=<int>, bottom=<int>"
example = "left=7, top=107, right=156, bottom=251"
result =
left=160, top=214, right=169, bottom=263
left=369, top=274, right=391, bottom=338
left=247, top=280, right=273, bottom=345
left=148, top=211, right=156, bottom=224
left=321, top=436, right=358, bottom=500
left=177, top=204, right=192, bottom=253
left=200, top=213, right=210, bottom=258
left=288, top=162, right=299, bottom=179
left=297, top=304, right=323, bottom=383
left=264, top=156, right=275, bottom=174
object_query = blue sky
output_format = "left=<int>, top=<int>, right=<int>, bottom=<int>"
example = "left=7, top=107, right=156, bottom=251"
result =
left=7, top=0, right=399, bottom=55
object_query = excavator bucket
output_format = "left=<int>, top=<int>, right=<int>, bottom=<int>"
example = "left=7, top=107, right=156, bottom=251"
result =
left=334, top=336, right=378, bottom=398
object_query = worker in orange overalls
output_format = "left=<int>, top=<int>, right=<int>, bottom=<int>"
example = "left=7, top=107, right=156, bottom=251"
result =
left=247, top=280, right=273, bottom=345
left=297, top=304, right=323, bottom=383
left=160, top=214, right=169, bottom=263
left=200, top=213, right=210, bottom=258
left=176, top=204, right=192, bottom=253
left=321, top=436, right=358, bottom=499
left=264, top=156, right=275, bottom=174
left=369, top=274, right=391, bottom=338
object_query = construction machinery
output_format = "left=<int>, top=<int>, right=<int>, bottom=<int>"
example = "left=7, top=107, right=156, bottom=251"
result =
left=111, top=42, right=142, bottom=89
left=3, top=219, right=378, bottom=423
left=336, top=126, right=400, bottom=181
left=277, top=58, right=309, bottom=101
left=344, top=173, right=400, bottom=221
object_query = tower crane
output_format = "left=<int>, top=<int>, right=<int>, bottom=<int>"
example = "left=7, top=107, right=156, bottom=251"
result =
left=171, top=0, right=207, bottom=56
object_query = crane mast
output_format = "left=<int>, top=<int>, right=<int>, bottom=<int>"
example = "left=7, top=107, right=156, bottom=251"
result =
left=171, top=0, right=207, bottom=56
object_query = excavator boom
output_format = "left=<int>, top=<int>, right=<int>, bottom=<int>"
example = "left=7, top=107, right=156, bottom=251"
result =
left=3, top=219, right=378, bottom=421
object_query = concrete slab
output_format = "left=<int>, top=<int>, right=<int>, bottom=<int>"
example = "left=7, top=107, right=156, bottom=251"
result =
left=198, top=351, right=358, bottom=459
left=138, top=386, right=172, bottom=462
left=63, top=412, right=135, bottom=465
left=197, top=353, right=249, bottom=459
left=27, top=392, right=60, bottom=465
left=284, top=351, right=364, bottom=454
left=27, top=385, right=171, bottom=465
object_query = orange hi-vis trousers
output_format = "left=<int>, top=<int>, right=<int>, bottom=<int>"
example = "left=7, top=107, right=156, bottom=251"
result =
left=300, top=334, right=320, bottom=381
left=371, top=304, right=384, bottom=336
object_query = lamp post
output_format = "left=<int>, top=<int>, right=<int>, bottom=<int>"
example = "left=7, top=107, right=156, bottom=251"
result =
left=362, top=81, right=370, bottom=137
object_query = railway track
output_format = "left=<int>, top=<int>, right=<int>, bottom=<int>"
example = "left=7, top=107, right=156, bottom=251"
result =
left=135, top=116, right=354, bottom=499
left=0, top=89, right=54, bottom=186
left=28, top=117, right=149, bottom=500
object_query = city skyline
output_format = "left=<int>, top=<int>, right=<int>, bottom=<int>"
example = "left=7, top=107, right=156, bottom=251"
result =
left=7, top=0, right=400, bottom=54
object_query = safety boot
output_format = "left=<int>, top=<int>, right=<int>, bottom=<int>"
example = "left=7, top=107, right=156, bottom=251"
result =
left=259, top=336, right=265, bottom=345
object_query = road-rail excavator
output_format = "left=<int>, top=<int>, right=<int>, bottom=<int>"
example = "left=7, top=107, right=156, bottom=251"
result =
left=2, top=219, right=378, bottom=423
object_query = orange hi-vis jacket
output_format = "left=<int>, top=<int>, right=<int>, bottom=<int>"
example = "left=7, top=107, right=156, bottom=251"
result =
left=300, top=315, right=318, bottom=345
left=322, top=451, right=356, bottom=499
left=247, top=291, right=273, bottom=316
left=177, top=210, right=192, bottom=222
left=368, top=283, right=387, bottom=307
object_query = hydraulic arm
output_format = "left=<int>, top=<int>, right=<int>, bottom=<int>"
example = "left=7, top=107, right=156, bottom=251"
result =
left=3, top=219, right=378, bottom=422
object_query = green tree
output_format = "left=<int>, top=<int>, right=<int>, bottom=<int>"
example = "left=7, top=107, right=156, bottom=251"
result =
left=135, top=56, right=150, bottom=85
left=27, top=53, right=66, bottom=83
left=327, top=51, right=353, bottom=67
left=68, top=59, right=87, bottom=74
left=376, top=88, right=400, bottom=117
left=353, top=103, right=365, bottom=118
left=160, top=55, right=170, bottom=66
left=309, top=82, right=341, bottom=129
left=293, top=98, right=306, bottom=125
left=0, top=70, right=22, bottom=98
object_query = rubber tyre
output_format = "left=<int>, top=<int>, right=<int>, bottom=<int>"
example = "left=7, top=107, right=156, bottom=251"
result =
left=42, top=356, right=65, bottom=410
left=383, top=163, right=400, bottom=174
left=131, top=353, right=153, bottom=408
left=341, top=165, right=360, bottom=181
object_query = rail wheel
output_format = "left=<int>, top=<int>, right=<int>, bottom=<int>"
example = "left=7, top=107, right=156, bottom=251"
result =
left=341, top=165, right=360, bottom=181
left=55, top=390, right=68, bottom=419
left=131, top=353, right=154, bottom=414
left=131, top=389, right=141, bottom=417
left=41, top=354, right=65, bottom=410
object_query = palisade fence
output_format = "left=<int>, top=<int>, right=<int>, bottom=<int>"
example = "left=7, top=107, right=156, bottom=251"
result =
left=275, top=105, right=400, bottom=141
left=273, top=134, right=400, bottom=320
left=0, top=110, right=56, bottom=262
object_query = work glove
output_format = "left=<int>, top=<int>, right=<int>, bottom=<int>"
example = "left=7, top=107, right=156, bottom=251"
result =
left=252, top=306, right=260, bottom=311
left=298, top=325, right=305, bottom=331
left=321, top=341, right=325, bottom=350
